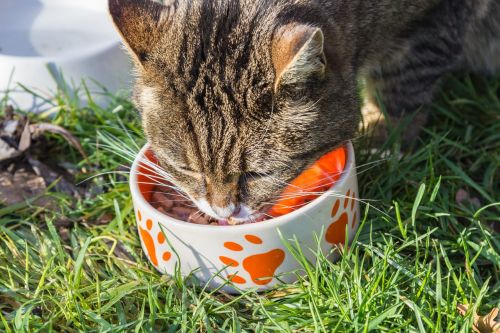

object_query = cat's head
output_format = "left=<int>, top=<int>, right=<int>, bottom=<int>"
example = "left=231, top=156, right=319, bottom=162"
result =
left=110, top=0, right=359, bottom=222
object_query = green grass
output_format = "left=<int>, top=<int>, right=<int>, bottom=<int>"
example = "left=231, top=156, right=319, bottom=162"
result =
left=0, top=74, right=498, bottom=332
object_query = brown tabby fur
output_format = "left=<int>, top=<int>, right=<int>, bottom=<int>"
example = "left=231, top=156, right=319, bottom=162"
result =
left=109, top=0, right=499, bottom=221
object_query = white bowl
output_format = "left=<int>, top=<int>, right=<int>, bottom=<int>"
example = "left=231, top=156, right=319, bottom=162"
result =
left=130, top=143, right=360, bottom=293
left=0, top=0, right=131, bottom=111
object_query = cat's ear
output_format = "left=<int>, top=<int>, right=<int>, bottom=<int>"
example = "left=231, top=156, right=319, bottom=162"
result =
left=272, top=24, right=326, bottom=90
left=109, top=0, right=170, bottom=66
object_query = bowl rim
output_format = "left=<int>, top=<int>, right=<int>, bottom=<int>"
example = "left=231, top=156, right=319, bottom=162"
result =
left=0, top=0, right=121, bottom=62
left=129, top=141, right=356, bottom=232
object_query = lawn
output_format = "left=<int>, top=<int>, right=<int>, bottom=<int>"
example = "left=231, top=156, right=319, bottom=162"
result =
left=0, top=73, right=498, bottom=332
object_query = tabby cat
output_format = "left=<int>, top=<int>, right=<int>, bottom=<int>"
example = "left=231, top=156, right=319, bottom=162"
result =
left=109, top=0, right=499, bottom=222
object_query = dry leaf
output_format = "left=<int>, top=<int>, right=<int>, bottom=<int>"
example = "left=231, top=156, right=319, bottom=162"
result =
left=18, top=120, right=32, bottom=152
left=0, top=113, right=30, bottom=163
left=0, top=139, right=20, bottom=161
left=1, top=109, right=88, bottom=168
left=457, top=304, right=500, bottom=333
left=30, top=123, right=89, bottom=161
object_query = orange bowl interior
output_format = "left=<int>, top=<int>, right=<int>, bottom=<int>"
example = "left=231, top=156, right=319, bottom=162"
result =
left=267, top=146, right=347, bottom=217
left=136, top=149, right=159, bottom=202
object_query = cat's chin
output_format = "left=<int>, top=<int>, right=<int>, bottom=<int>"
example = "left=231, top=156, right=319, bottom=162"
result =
left=222, top=204, right=264, bottom=225
left=193, top=199, right=270, bottom=225
left=225, top=213, right=267, bottom=225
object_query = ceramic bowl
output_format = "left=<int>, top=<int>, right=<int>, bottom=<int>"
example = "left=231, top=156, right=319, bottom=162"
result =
left=130, top=143, right=360, bottom=293
left=0, top=0, right=130, bottom=111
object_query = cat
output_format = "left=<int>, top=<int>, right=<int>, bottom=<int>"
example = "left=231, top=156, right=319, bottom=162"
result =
left=109, top=0, right=499, bottom=223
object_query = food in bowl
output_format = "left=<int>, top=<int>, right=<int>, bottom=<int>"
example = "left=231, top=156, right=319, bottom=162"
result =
left=130, top=142, right=359, bottom=292
left=145, top=146, right=347, bottom=225
left=149, top=183, right=221, bottom=225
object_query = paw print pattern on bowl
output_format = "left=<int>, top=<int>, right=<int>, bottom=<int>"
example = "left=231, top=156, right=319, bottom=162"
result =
left=325, top=189, right=359, bottom=245
left=137, top=209, right=172, bottom=267
left=220, top=235, right=286, bottom=286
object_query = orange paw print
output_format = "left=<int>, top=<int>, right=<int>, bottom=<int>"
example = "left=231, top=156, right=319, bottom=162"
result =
left=325, top=189, right=358, bottom=245
left=137, top=209, right=172, bottom=267
left=219, top=235, right=285, bottom=286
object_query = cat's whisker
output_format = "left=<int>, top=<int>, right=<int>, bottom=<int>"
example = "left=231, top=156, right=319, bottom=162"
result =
left=124, top=158, right=388, bottom=186
left=131, top=163, right=181, bottom=191
left=276, top=194, right=377, bottom=207
left=134, top=181, right=178, bottom=188
left=97, top=135, right=140, bottom=159
left=260, top=212, right=274, bottom=219
left=245, top=150, right=387, bottom=191
left=248, top=169, right=303, bottom=190
left=254, top=157, right=389, bottom=192
left=192, top=210, right=204, bottom=219
left=96, top=130, right=391, bottom=221
left=135, top=157, right=173, bottom=179
left=77, top=169, right=176, bottom=190
left=133, top=180, right=191, bottom=200
left=259, top=202, right=308, bottom=210
left=133, top=169, right=176, bottom=185
left=261, top=193, right=390, bottom=219
left=76, top=171, right=130, bottom=185
left=115, top=120, right=142, bottom=152
left=261, top=191, right=376, bottom=207
left=94, top=131, right=193, bottom=200
left=144, top=190, right=193, bottom=200
left=355, top=163, right=385, bottom=176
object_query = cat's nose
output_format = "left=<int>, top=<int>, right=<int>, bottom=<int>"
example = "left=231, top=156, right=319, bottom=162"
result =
left=212, top=202, right=241, bottom=219
left=205, top=177, right=240, bottom=218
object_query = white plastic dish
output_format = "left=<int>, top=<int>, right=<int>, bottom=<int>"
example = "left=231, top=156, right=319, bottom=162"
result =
left=0, top=0, right=131, bottom=111
left=130, top=143, right=360, bottom=293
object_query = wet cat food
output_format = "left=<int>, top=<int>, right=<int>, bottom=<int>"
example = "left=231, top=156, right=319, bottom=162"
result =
left=150, top=184, right=222, bottom=225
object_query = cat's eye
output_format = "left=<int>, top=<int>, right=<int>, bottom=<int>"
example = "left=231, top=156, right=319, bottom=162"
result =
left=177, top=165, right=201, bottom=178
left=178, top=166, right=195, bottom=173
left=242, top=171, right=270, bottom=181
